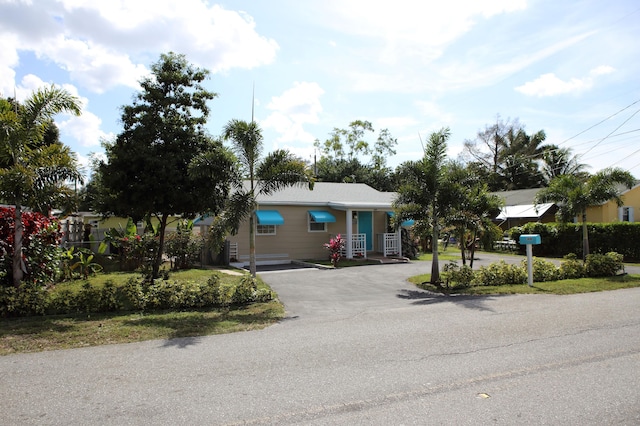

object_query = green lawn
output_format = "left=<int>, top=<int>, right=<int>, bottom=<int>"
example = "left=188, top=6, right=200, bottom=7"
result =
left=0, top=268, right=285, bottom=356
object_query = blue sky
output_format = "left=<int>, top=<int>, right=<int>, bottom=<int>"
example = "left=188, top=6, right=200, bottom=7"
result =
left=2, top=0, right=639, bottom=178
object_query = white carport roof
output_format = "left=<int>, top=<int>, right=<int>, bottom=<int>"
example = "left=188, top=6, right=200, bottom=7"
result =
left=495, top=203, right=555, bottom=220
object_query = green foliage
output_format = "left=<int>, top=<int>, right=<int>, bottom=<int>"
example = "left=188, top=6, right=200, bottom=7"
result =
left=232, top=275, right=258, bottom=305
left=526, top=257, right=561, bottom=282
left=473, top=260, right=527, bottom=286
left=96, top=53, right=237, bottom=279
left=0, top=207, right=63, bottom=287
left=510, top=222, right=640, bottom=260
left=585, top=252, right=624, bottom=277
left=559, top=253, right=585, bottom=279
left=441, top=262, right=474, bottom=288
left=164, top=220, right=203, bottom=270
left=0, top=282, right=48, bottom=317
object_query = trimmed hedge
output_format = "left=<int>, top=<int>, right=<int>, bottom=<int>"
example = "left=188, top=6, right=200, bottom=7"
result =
left=0, top=273, right=275, bottom=318
left=510, top=222, right=640, bottom=261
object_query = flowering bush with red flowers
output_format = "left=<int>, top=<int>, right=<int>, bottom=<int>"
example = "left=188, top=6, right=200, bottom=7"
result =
left=0, top=206, right=63, bottom=287
left=323, top=234, right=345, bottom=267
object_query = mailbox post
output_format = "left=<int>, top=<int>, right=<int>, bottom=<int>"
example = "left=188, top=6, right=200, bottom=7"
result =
left=519, top=234, right=542, bottom=287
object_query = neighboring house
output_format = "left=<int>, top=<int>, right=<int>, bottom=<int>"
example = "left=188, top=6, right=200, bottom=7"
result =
left=585, top=183, right=640, bottom=223
left=491, top=188, right=557, bottom=230
left=202, top=182, right=411, bottom=266
left=66, top=212, right=183, bottom=251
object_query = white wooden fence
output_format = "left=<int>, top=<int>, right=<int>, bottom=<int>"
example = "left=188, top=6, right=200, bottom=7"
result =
left=377, top=233, right=399, bottom=257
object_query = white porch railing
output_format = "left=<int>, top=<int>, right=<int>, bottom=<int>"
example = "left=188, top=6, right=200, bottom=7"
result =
left=229, top=242, right=239, bottom=262
left=340, top=233, right=367, bottom=259
left=377, top=233, right=399, bottom=257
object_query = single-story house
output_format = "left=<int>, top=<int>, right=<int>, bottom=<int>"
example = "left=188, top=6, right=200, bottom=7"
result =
left=201, top=182, right=411, bottom=266
left=585, top=183, right=639, bottom=223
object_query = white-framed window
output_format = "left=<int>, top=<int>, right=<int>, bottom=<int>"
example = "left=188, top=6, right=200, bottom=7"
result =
left=256, top=224, right=276, bottom=235
left=308, top=213, right=327, bottom=232
left=619, top=206, right=634, bottom=222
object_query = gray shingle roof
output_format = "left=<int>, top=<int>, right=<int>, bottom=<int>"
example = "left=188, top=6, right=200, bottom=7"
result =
left=253, top=182, right=396, bottom=210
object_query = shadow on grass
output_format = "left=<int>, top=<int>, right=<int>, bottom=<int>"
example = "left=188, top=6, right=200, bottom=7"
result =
left=1, top=315, right=80, bottom=335
left=396, top=288, right=499, bottom=312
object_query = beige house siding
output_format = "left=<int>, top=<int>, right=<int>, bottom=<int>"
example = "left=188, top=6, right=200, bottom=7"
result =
left=227, top=207, right=393, bottom=263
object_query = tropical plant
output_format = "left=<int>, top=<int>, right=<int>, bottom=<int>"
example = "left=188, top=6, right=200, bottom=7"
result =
left=96, top=52, right=236, bottom=279
left=535, top=168, right=635, bottom=259
left=444, top=162, right=503, bottom=267
left=0, top=87, right=82, bottom=286
left=462, top=116, right=548, bottom=190
left=394, top=128, right=454, bottom=284
left=324, top=234, right=345, bottom=267
left=221, top=119, right=313, bottom=277
left=0, top=206, right=63, bottom=288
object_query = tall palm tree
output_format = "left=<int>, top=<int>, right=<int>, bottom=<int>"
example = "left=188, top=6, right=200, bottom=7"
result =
left=222, top=119, right=313, bottom=277
left=0, top=86, right=82, bottom=286
left=536, top=168, right=635, bottom=260
left=541, top=145, right=588, bottom=183
left=394, top=128, right=452, bottom=284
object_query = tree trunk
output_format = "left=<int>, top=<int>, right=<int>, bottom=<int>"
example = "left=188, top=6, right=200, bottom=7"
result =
left=469, top=229, right=477, bottom=269
left=249, top=211, right=256, bottom=277
left=430, top=206, right=440, bottom=284
left=581, top=212, right=589, bottom=261
left=12, top=203, right=25, bottom=287
left=459, top=231, right=466, bottom=266
left=153, top=214, right=168, bottom=279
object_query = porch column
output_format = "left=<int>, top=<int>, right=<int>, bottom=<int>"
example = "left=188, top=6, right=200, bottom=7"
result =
left=397, top=228, right=402, bottom=258
left=346, top=209, right=353, bottom=259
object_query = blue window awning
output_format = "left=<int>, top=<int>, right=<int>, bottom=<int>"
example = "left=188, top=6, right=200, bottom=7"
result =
left=309, top=210, right=336, bottom=223
left=255, top=210, right=284, bottom=225
left=387, top=211, right=415, bottom=227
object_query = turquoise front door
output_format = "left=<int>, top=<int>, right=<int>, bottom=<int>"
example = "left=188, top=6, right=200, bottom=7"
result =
left=358, top=211, right=373, bottom=251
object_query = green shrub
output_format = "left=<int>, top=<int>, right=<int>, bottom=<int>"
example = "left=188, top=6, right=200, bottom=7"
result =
left=525, top=258, right=561, bottom=282
left=559, top=253, right=585, bottom=279
left=0, top=282, right=49, bottom=317
left=441, top=262, right=474, bottom=288
left=232, top=275, right=257, bottom=304
left=585, top=252, right=624, bottom=277
left=473, top=260, right=526, bottom=286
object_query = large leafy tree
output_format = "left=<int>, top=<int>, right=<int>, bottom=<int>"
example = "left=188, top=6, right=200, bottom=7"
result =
left=463, top=117, right=548, bottom=190
left=0, top=87, right=82, bottom=287
left=535, top=168, right=635, bottom=259
left=222, top=119, right=313, bottom=277
left=394, top=128, right=454, bottom=284
left=314, top=120, right=397, bottom=191
left=97, top=52, right=236, bottom=279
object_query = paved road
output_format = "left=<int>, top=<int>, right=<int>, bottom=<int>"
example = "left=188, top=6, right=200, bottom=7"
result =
left=1, top=257, right=639, bottom=425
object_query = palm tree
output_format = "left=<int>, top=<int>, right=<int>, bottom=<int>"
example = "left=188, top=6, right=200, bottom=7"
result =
left=0, top=86, right=82, bottom=286
left=541, top=145, right=588, bottom=183
left=222, top=119, right=313, bottom=277
left=444, top=163, right=503, bottom=268
left=394, top=128, right=453, bottom=285
left=535, top=168, right=635, bottom=260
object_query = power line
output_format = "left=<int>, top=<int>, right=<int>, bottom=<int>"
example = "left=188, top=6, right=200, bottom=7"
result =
left=578, top=107, right=640, bottom=158
left=557, top=98, right=640, bottom=147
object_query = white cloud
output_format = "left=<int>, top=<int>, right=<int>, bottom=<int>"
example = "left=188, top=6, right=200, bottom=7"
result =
left=321, top=0, right=527, bottom=64
left=58, top=112, right=113, bottom=148
left=0, top=0, right=279, bottom=93
left=262, top=82, right=325, bottom=144
left=515, top=66, right=615, bottom=97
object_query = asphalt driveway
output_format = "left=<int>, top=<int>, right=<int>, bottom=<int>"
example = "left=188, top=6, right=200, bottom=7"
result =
left=259, top=252, right=640, bottom=320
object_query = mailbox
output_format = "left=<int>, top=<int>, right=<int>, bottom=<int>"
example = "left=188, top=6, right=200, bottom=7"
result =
left=519, top=234, right=541, bottom=245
